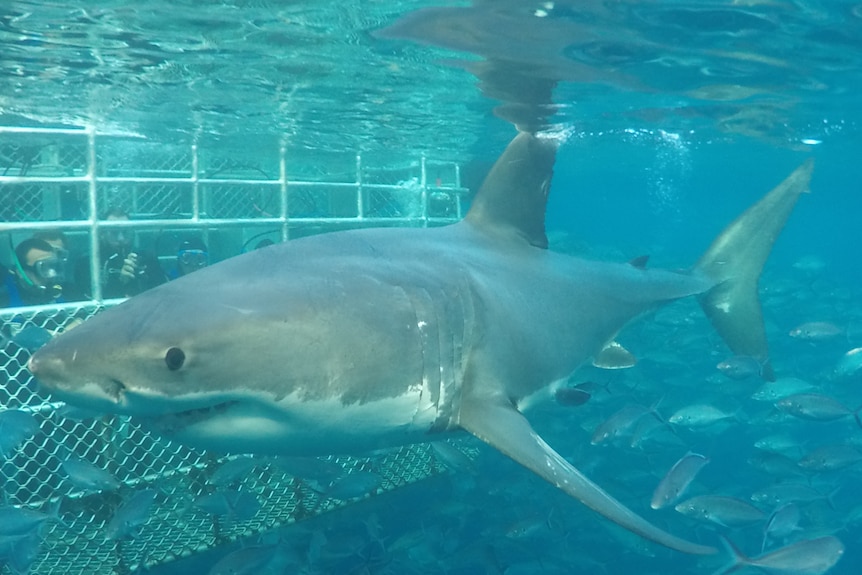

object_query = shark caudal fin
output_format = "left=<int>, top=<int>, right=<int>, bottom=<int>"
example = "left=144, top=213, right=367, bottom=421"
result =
left=696, top=159, right=814, bottom=381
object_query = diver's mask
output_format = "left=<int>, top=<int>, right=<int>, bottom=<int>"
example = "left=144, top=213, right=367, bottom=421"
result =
left=24, top=249, right=70, bottom=284
left=15, top=248, right=67, bottom=300
left=178, top=249, right=208, bottom=272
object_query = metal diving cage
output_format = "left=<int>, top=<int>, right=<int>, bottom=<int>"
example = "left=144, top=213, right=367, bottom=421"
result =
left=0, top=125, right=474, bottom=575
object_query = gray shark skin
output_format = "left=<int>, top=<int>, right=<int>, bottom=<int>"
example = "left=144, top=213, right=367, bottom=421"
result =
left=29, top=133, right=812, bottom=557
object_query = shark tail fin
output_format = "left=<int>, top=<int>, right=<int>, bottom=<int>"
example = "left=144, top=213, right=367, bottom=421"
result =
left=695, top=159, right=814, bottom=381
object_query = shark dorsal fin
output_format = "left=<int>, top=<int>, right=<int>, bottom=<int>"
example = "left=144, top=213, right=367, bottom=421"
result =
left=464, top=132, right=558, bottom=249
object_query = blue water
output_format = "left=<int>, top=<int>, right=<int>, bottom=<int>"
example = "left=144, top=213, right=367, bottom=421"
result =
left=3, top=1, right=862, bottom=574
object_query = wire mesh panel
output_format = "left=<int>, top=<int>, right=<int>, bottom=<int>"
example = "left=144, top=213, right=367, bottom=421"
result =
left=201, top=183, right=281, bottom=220
left=0, top=125, right=467, bottom=299
left=0, top=125, right=473, bottom=575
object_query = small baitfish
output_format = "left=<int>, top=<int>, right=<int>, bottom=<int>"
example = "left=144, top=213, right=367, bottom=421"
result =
left=0, top=409, right=39, bottom=459
left=61, top=456, right=120, bottom=492
left=835, top=347, right=862, bottom=378
left=592, top=402, right=658, bottom=445
left=751, top=378, right=813, bottom=403
left=105, top=489, right=157, bottom=541
left=0, top=499, right=62, bottom=544
left=651, top=452, right=710, bottom=510
left=750, top=483, right=832, bottom=507
left=715, top=535, right=843, bottom=575
left=321, top=471, right=382, bottom=501
left=775, top=393, right=861, bottom=427
left=716, top=356, right=764, bottom=380
left=675, top=495, right=765, bottom=528
left=788, top=321, right=844, bottom=341
left=193, top=490, right=260, bottom=522
left=761, top=503, right=801, bottom=553
left=797, top=444, right=862, bottom=472
left=207, top=543, right=281, bottom=575
left=207, top=456, right=258, bottom=487
left=668, top=405, right=736, bottom=428
left=430, top=441, right=475, bottom=474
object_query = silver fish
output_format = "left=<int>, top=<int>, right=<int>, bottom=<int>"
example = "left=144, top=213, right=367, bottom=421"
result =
left=668, top=405, right=735, bottom=428
left=797, top=444, right=862, bottom=472
left=0, top=409, right=39, bottom=459
left=675, top=495, right=765, bottom=528
left=0, top=499, right=61, bottom=544
left=630, top=414, right=675, bottom=450
left=207, top=456, right=258, bottom=487
left=716, top=535, right=843, bottom=575
left=106, top=489, right=157, bottom=541
left=322, top=471, right=382, bottom=501
left=748, top=452, right=806, bottom=478
left=61, top=456, right=120, bottom=492
left=504, top=514, right=552, bottom=539
left=761, top=503, right=800, bottom=553
left=751, top=378, right=814, bottom=402
left=0, top=529, right=42, bottom=574
left=208, top=543, right=280, bottom=575
left=775, top=393, right=860, bottom=426
left=430, top=441, right=475, bottom=474
left=789, top=321, right=844, bottom=341
left=716, top=356, right=763, bottom=380
left=554, top=387, right=592, bottom=406
left=592, top=403, right=657, bottom=445
left=270, top=456, right=344, bottom=489
left=10, top=325, right=54, bottom=353
left=835, top=347, right=862, bottom=378
left=194, top=490, right=260, bottom=521
left=753, top=434, right=801, bottom=455
left=751, top=483, right=832, bottom=507
left=651, top=452, right=709, bottom=510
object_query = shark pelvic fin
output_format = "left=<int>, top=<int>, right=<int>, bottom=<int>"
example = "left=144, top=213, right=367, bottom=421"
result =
left=593, top=340, right=638, bottom=369
left=696, top=159, right=814, bottom=381
left=464, top=132, right=558, bottom=249
left=458, top=393, right=717, bottom=556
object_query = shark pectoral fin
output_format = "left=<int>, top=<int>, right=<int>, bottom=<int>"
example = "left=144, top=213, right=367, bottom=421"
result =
left=458, top=395, right=716, bottom=556
left=593, top=341, right=638, bottom=369
left=696, top=159, right=813, bottom=382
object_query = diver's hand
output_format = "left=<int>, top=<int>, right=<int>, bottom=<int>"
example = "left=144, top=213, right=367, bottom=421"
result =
left=119, top=252, right=139, bottom=283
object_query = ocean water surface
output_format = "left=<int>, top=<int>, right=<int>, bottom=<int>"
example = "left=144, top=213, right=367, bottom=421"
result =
left=1, top=1, right=861, bottom=574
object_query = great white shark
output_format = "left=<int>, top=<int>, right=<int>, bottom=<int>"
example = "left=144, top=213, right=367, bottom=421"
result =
left=29, top=132, right=812, bottom=556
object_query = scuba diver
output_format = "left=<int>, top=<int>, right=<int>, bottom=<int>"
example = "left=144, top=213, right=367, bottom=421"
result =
left=168, top=238, right=209, bottom=279
left=0, top=238, right=70, bottom=308
left=80, top=207, right=166, bottom=299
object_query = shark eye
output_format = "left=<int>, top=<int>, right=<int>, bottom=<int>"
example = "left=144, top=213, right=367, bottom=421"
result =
left=165, top=347, right=186, bottom=371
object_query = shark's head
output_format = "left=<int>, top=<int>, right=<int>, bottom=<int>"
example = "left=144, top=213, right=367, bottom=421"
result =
left=29, top=248, right=440, bottom=455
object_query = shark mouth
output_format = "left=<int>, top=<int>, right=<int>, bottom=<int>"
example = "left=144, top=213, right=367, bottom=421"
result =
left=134, top=401, right=241, bottom=433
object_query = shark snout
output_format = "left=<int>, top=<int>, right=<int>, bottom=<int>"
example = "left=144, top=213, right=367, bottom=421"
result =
left=28, top=346, right=122, bottom=410
left=28, top=349, right=66, bottom=385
